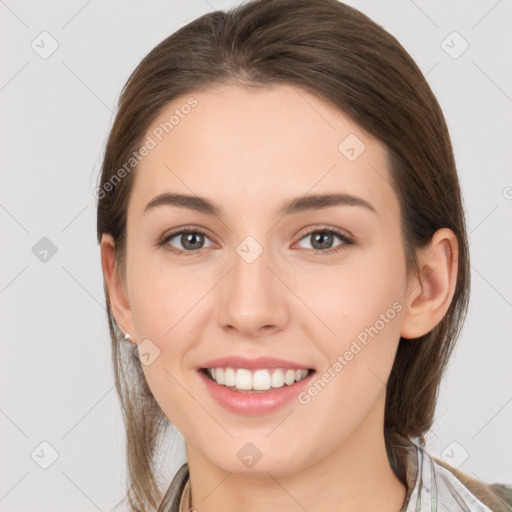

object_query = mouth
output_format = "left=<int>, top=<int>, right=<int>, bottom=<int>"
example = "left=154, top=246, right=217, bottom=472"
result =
left=199, top=367, right=316, bottom=394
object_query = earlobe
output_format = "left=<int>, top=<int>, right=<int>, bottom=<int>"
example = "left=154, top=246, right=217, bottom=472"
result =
left=400, top=228, right=458, bottom=340
left=100, top=234, right=137, bottom=344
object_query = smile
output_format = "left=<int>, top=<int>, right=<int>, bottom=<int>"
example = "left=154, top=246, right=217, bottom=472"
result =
left=202, top=367, right=313, bottom=392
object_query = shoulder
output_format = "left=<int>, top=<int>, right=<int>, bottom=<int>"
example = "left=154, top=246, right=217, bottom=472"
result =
left=490, top=484, right=512, bottom=509
left=157, top=462, right=190, bottom=512
left=408, top=441, right=512, bottom=512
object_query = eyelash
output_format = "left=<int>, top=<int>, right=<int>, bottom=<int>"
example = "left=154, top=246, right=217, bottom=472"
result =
left=156, top=225, right=354, bottom=256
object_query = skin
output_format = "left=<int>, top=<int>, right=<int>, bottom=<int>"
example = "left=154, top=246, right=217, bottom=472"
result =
left=101, top=84, right=458, bottom=512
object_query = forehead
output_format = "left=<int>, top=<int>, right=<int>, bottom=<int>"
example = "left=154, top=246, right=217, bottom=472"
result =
left=129, top=83, right=397, bottom=221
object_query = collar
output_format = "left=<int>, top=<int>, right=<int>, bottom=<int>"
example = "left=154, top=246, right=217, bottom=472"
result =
left=158, top=436, right=494, bottom=512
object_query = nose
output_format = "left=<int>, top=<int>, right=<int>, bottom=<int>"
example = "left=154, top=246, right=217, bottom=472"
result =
left=216, top=242, right=290, bottom=339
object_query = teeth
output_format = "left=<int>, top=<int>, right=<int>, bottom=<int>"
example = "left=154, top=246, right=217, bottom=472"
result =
left=253, top=369, right=272, bottom=390
left=284, top=369, right=295, bottom=385
left=215, top=368, right=225, bottom=385
left=224, top=368, right=236, bottom=386
left=236, top=369, right=253, bottom=390
left=271, top=368, right=285, bottom=388
left=205, top=367, right=310, bottom=391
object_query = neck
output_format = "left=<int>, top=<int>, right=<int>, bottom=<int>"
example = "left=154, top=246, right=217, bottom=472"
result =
left=184, top=395, right=408, bottom=512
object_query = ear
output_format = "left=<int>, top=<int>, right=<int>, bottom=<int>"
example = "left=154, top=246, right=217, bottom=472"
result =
left=100, top=233, right=137, bottom=345
left=400, top=228, right=459, bottom=339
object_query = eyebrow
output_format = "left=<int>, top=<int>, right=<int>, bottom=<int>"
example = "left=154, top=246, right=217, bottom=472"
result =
left=143, top=192, right=378, bottom=217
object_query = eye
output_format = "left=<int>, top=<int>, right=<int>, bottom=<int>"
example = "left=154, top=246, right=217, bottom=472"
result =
left=295, top=228, right=353, bottom=254
left=157, top=226, right=354, bottom=256
left=158, top=227, right=214, bottom=255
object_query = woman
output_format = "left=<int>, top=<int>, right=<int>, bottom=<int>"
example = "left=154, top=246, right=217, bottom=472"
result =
left=96, top=0, right=512, bottom=511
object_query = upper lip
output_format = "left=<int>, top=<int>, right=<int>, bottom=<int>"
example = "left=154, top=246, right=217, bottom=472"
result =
left=199, top=356, right=314, bottom=371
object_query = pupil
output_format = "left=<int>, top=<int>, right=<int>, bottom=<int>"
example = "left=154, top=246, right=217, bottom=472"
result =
left=183, top=233, right=203, bottom=250
left=313, top=232, right=332, bottom=250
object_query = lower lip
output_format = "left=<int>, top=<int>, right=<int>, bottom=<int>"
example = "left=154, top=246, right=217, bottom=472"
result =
left=198, top=369, right=315, bottom=416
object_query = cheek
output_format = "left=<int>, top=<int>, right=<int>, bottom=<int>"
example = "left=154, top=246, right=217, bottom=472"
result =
left=126, top=254, right=214, bottom=408
left=298, top=254, right=405, bottom=343
left=127, top=259, right=200, bottom=427
left=128, top=248, right=210, bottom=340
left=295, top=241, right=406, bottom=388
left=294, top=266, right=405, bottom=444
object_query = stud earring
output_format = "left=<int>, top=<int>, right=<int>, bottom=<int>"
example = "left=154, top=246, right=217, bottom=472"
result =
left=122, top=331, right=132, bottom=341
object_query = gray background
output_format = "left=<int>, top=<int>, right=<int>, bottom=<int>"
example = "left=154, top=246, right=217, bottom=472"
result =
left=1, top=0, right=511, bottom=510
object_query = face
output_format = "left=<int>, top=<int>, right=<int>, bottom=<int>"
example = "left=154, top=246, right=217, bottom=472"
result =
left=118, top=84, right=410, bottom=476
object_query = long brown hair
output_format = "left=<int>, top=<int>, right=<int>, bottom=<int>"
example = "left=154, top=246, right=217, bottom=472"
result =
left=96, top=1, right=509, bottom=510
